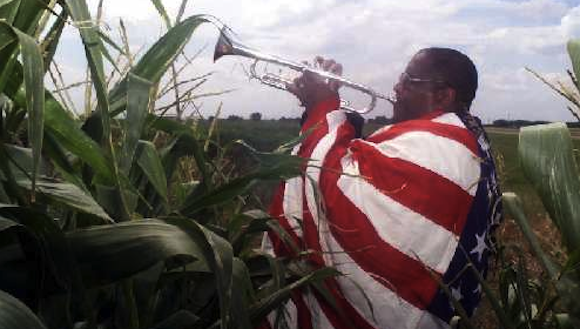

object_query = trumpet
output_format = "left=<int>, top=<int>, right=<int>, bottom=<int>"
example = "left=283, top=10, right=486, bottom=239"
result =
left=213, top=28, right=394, bottom=114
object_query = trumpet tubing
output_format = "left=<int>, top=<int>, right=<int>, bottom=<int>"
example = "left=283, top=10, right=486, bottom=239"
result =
left=213, top=28, right=394, bottom=114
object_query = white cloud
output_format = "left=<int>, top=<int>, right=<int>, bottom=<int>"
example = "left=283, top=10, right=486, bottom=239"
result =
left=54, top=0, right=580, bottom=122
left=561, top=6, right=580, bottom=39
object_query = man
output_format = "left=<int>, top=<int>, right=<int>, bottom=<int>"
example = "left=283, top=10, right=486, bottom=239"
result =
left=263, top=48, right=502, bottom=329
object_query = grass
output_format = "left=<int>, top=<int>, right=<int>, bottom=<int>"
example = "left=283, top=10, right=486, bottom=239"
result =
left=488, top=129, right=580, bottom=221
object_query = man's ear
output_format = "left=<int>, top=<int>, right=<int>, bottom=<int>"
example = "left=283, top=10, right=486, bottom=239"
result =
left=435, top=88, right=456, bottom=109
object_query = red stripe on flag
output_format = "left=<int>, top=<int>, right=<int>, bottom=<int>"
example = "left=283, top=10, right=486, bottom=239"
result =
left=301, top=98, right=341, bottom=133
left=300, top=200, right=327, bottom=267
left=291, top=292, right=314, bottom=329
left=312, top=279, right=378, bottom=329
left=366, top=120, right=479, bottom=155
left=268, top=183, right=302, bottom=257
left=349, top=140, right=474, bottom=235
left=319, top=147, right=441, bottom=309
left=299, top=122, right=331, bottom=162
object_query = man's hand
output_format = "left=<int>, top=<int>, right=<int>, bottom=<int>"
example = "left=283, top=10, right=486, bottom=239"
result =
left=286, top=56, right=343, bottom=109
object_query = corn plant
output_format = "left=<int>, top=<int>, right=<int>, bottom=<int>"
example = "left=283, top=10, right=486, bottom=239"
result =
left=0, top=1, right=335, bottom=328
left=484, top=39, right=580, bottom=329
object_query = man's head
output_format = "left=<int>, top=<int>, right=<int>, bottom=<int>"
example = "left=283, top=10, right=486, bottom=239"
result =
left=392, top=48, right=478, bottom=123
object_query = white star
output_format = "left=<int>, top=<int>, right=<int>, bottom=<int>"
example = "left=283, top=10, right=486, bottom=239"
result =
left=470, top=232, right=488, bottom=262
left=449, top=285, right=464, bottom=311
left=473, top=284, right=482, bottom=295
left=451, top=286, right=463, bottom=302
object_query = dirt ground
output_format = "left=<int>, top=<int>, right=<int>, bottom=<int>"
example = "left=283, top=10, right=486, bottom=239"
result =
left=472, top=213, right=564, bottom=328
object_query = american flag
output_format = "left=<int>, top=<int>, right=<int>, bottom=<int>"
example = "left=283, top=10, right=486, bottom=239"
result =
left=262, top=97, right=502, bottom=329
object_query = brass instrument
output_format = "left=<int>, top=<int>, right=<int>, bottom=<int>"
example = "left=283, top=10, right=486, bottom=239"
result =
left=213, top=28, right=394, bottom=114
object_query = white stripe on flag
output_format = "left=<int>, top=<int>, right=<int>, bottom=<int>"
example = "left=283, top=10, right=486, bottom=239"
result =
left=261, top=234, right=275, bottom=257
left=283, top=176, right=304, bottom=237
left=304, top=110, right=347, bottom=266
left=371, top=131, right=480, bottom=196
left=268, top=299, right=299, bottom=329
left=431, top=112, right=467, bottom=128
left=305, top=291, right=335, bottom=329
left=333, top=252, right=450, bottom=329
left=301, top=111, right=451, bottom=329
left=337, top=156, right=459, bottom=274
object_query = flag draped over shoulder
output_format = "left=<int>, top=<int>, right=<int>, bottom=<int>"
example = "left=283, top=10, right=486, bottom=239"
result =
left=263, top=97, right=502, bottom=329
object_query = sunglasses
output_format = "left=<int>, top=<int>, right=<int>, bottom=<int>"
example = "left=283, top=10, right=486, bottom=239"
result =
left=398, top=72, right=449, bottom=89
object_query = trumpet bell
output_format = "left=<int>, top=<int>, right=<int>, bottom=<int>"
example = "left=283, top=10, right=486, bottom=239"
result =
left=213, top=28, right=234, bottom=62
left=214, top=28, right=259, bottom=63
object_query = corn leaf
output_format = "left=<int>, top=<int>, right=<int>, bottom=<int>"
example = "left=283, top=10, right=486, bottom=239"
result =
left=11, top=0, right=48, bottom=35
left=150, top=310, right=199, bottom=329
left=230, top=258, right=253, bottom=329
left=0, top=23, right=45, bottom=200
left=7, top=70, right=113, bottom=185
left=180, top=164, right=301, bottom=216
left=13, top=28, right=44, bottom=199
left=567, top=39, right=580, bottom=88
left=16, top=178, right=113, bottom=223
left=66, top=219, right=208, bottom=285
left=95, top=184, right=137, bottom=221
left=0, top=0, right=20, bottom=25
left=136, top=140, right=168, bottom=203
left=248, top=267, right=339, bottom=324
left=150, top=0, right=172, bottom=28
left=5, top=144, right=48, bottom=176
left=97, top=29, right=126, bottom=56
left=468, top=260, right=515, bottom=329
left=0, top=215, right=20, bottom=232
left=503, top=192, right=560, bottom=280
left=0, top=204, right=95, bottom=322
left=0, top=289, right=47, bottom=329
left=176, top=0, right=188, bottom=23
left=3, top=145, right=108, bottom=223
left=122, top=73, right=153, bottom=173
left=164, top=217, right=233, bottom=329
left=0, top=0, right=19, bottom=94
left=64, top=0, right=109, bottom=140
left=150, top=117, right=212, bottom=191
left=519, top=123, right=580, bottom=253
left=29, top=89, right=114, bottom=184
left=109, top=15, right=208, bottom=115
left=555, top=313, right=580, bottom=329
left=40, top=9, right=67, bottom=73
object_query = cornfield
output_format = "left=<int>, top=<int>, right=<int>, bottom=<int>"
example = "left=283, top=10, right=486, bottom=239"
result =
left=0, top=1, right=335, bottom=328
left=2, top=1, right=580, bottom=329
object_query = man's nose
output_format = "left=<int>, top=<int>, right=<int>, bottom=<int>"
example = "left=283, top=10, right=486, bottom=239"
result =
left=393, top=80, right=403, bottom=95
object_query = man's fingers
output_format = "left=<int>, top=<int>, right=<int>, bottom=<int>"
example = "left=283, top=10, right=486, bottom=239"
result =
left=331, top=63, right=343, bottom=76
left=328, top=62, right=343, bottom=91
left=322, top=59, right=336, bottom=71
left=288, top=56, right=343, bottom=98
left=286, top=76, right=302, bottom=96
left=314, top=56, right=324, bottom=69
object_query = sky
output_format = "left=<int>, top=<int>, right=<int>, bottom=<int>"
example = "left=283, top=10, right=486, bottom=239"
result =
left=53, top=0, right=580, bottom=123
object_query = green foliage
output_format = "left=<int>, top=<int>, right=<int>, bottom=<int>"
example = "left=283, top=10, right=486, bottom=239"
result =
left=0, top=1, right=330, bottom=328
left=0, top=289, right=47, bottom=329
left=483, top=39, right=580, bottom=329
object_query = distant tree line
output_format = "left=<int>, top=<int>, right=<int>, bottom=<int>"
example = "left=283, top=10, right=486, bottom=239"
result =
left=202, top=113, right=580, bottom=129
left=491, top=119, right=580, bottom=128
left=209, top=113, right=394, bottom=124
